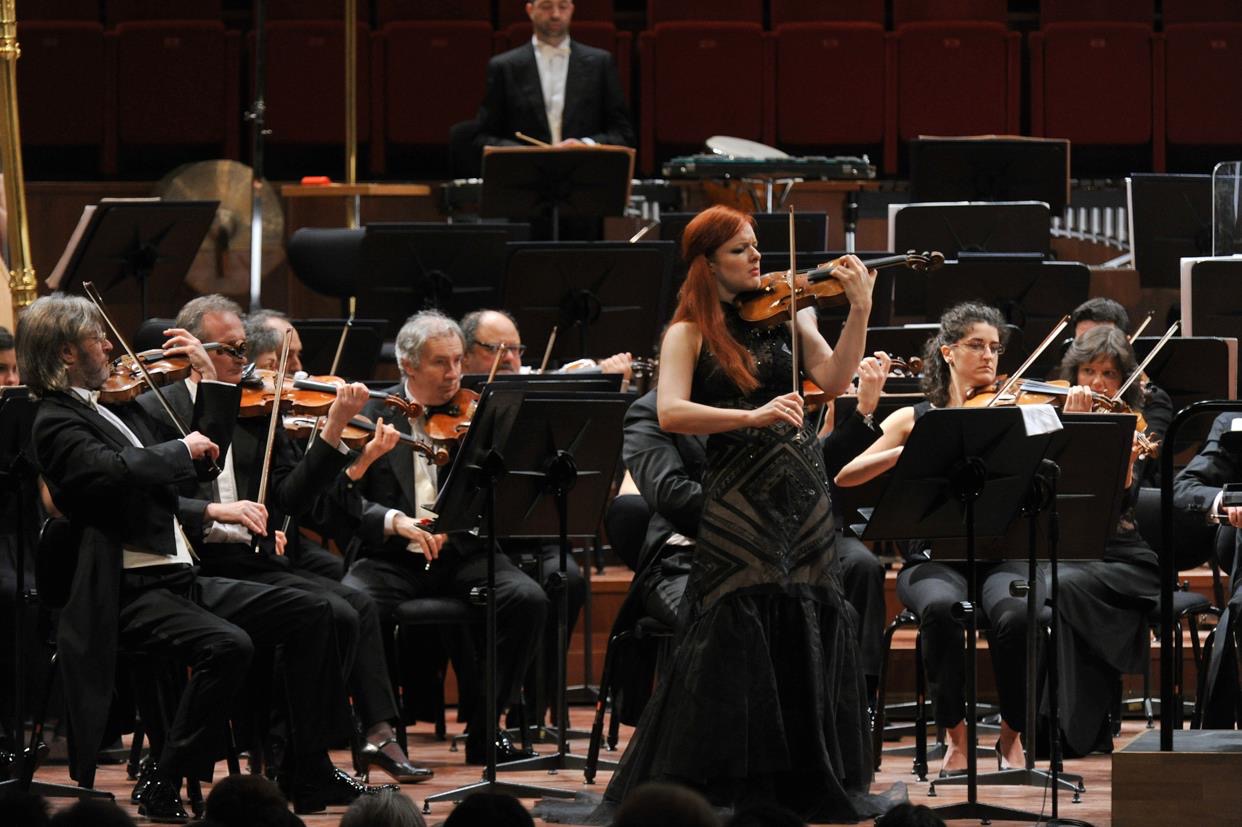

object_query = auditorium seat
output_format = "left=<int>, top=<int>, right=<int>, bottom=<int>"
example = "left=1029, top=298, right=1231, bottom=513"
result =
left=1030, top=0, right=1161, bottom=173
left=890, top=0, right=1019, bottom=176
left=497, top=0, right=613, bottom=26
left=1162, top=0, right=1242, bottom=165
left=371, top=19, right=493, bottom=175
left=15, top=0, right=99, bottom=19
left=265, top=0, right=370, bottom=21
left=377, top=0, right=491, bottom=20
left=104, top=0, right=222, bottom=25
left=769, top=0, right=884, bottom=27
left=646, top=0, right=764, bottom=26
left=15, top=18, right=111, bottom=176
left=637, top=21, right=767, bottom=175
left=770, top=16, right=889, bottom=167
left=110, top=19, right=240, bottom=175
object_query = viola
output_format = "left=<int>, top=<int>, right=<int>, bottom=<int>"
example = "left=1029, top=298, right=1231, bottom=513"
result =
left=424, top=387, right=479, bottom=442
left=283, top=414, right=449, bottom=464
left=735, top=251, right=945, bottom=328
left=98, top=343, right=228, bottom=404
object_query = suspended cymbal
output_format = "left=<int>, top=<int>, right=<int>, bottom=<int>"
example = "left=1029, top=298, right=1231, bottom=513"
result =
left=156, top=160, right=285, bottom=297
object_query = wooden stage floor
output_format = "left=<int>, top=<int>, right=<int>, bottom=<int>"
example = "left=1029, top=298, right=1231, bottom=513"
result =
left=36, top=706, right=1142, bottom=826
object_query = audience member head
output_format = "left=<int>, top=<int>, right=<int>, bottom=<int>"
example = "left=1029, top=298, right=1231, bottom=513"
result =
left=16, top=294, right=108, bottom=396
left=204, top=773, right=300, bottom=827
left=1057, top=323, right=1142, bottom=410
left=726, top=802, right=805, bottom=827
left=612, top=782, right=719, bottom=827
left=1070, top=297, right=1130, bottom=339
left=920, top=301, right=1008, bottom=408
left=245, top=309, right=303, bottom=373
left=460, top=309, right=524, bottom=375
left=0, top=790, right=50, bottom=827
left=173, top=294, right=248, bottom=383
left=47, top=799, right=136, bottom=827
left=527, top=0, right=573, bottom=45
left=441, top=792, right=534, bottom=827
left=340, top=789, right=425, bottom=827
left=394, top=310, right=465, bottom=407
left=873, top=802, right=947, bottom=827
left=0, top=324, right=18, bottom=386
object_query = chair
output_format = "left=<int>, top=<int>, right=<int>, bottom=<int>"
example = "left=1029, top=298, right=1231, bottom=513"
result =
left=16, top=0, right=99, bottom=19
left=889, top=0, right=1020, bottom=176
left=497, top=0, right=613, bottom=26
left=871, top=609, right=934, bottom=779
left=390, top=596, right=478, bottom=744
left=646, top=0, right=763, bottom=25
left=377, top=0, right=492, bottom=21
left=103, top=0, right=222, bottom=25
left=1162, top=1, right=1242, bottom=160
left=266, top=0, right=371, bottom=20
left=637, top=21, right=767, bottom=174
left=769, top=0, right=884, bottom=27
left=1030, top=1, right=1162, bottom=173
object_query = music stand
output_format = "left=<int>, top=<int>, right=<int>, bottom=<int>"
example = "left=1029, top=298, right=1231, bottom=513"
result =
left=0, top=390, right=111, bottom=802
left=1127, top=174, right=1213, bottom=289
left=501, top=241, right=675, bottom=362
left=461, top=373, right=623, bottom=393
left=286, top=227, right=364, bottom=318
left=480, top=145, right=634, bottom=241
left=361, top=223, right=531, bottom=323
left=293, top=318, right=386, bottom=379
left=1134, top=335, right=1239, bottom=455
left=53, top=201, right=218, bottom=322
left=858, top=406, right=1058, bottom=824
left=910, top=137, right=1070, bottom=213
left=422, top=388, right=628, bottom=812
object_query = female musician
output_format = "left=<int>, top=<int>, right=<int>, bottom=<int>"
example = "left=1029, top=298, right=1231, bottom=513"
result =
left=836, top=302, right=1035, bottom=776
left=601, top=205, right=883, bottom=819
left=1056, top=324, right=1166, bottom=755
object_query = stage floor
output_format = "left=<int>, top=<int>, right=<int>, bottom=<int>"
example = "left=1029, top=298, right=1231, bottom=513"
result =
left=30, top=706, right=1140, bottom=825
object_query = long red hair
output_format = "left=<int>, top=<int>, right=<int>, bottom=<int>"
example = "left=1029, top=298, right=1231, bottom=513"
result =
left=669, top=205, right=759, bottom=394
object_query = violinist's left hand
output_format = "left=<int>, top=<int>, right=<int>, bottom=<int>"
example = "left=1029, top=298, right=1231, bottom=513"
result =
left=163, top=327, right=216, bottom=381
left=856, top=351, right=893, bottom=417
left=322, top=383, right=371, bottom=447
left=1063, top=385, right=1094, bottom=413
left=834, top=255, right=876, bottom=312
left=346, top=416, right=400, bottom=481
left=598, top=352, right=633, bottom=380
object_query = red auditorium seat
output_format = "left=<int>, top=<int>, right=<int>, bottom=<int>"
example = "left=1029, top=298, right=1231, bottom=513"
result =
left=497, top=0, right=613, bottom=26
left=646, top=0, right=763, bottom=25
left=15, top=0, right=99, bottom=19
left=769, top=0, right=884, bottom=27
left=377, top=0, right=492, bottom=22
left=1162, top=0, right=1242, bottom=152
left=371, top=19, right=494, bottom=174
left=265, top=0, right=370, bottom=21
left=104, top=0, right=222, bottom=25
left=1030, top=1, right=1161, bottom=172
left=770, top=2, right=888, bottom=166
left=638, top=21, right=766, bottom=175
left=890, top=0, right=1019, bottom=175
left=15, top=18, right=110, bottom=174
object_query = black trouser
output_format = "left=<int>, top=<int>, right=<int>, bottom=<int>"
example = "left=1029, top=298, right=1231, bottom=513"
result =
left=896, top=560, right=1044, bottom=730
left=343, top=546, right=546, bottom=727
left=838, top=532, right=886, bottom=681
left=289, top=534, right=346, bottom=581
left=118, top=567, right=345, bottom=782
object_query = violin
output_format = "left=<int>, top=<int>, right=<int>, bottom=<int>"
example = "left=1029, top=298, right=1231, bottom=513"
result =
left=889, top=356, right=924, bottom=378
left=238, top=367, right=296, bottom=418
left=283, top=414, right=449, bottom=465
left=98, top=343, right=228, bottom=404
left=292, top=376, right=423, bottom=420
left=424, top=387, right=479, bottom=442
left=735, top=251, right=945, bottom=327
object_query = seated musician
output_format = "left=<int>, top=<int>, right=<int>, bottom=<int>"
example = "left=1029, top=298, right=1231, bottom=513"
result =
left=461, top=307, right=632, bottom=378
left=836, top=303, right=1036, bottom=776
left=1054, top=325, right=1163, bottom=755
left=137, top=295, right=435, bottom=785
left=473, top=1, right=634, bottom=153
left=342, top=310, right=546, bottom=765
left=244, top=309, right=349, bottom=580
left=20, top=295, right=390, bottom=819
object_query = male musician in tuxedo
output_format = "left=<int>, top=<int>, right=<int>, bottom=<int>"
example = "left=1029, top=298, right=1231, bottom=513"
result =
left=0, top=325, right=17, bottom=386
left=342, top=310, right=547, bottom=765
left=138, top=295, right=435, bottom=785
left=460, top=307, right=632, bottom=378
left=474, top=1, right=634, bottom=152
left=21, top=295, right=388, bottom=819
left=1175, top=411, right=1242, bottom=592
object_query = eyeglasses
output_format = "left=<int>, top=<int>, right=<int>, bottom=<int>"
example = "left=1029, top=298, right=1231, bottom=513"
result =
left=474, top=341, right=527, bottom=357
left=952, top=339, right=1005, bottom=356
left=216, top=341, right=248, bottom=360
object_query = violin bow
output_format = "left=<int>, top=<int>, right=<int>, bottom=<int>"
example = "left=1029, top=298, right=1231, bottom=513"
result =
left=1129, top=310, right=1155, bottom=343
left=985, top=314, right=1070, bottom=407
left=253, top=329, right=292, bottom=552
left=787, top=206, right=800, bottom=398
left=539, top=326, right=558, bottom=374
left=486, top=340, right=505, bottom=383
left=81, top=282, right=221, bottom=476
left=1113, top=321, right=1178, bottom=405
left=328, top=311, right=354, bottom=377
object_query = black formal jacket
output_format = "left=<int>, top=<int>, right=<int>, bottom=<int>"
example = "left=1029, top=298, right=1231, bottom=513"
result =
left=32, top=386, right=232, bottom=787
left=1174, top=410, right=1242, bottom=570
left=474, top=40, right=634, bottom=149
left=138, top=382, right=353, bottom=573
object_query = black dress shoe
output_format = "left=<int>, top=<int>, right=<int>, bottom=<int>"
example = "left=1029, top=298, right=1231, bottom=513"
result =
left=465, top=728, right=538, bottom=766
left=361, top=739, right=434, bottom=784
left=138, top=778, right=190, bottom=823
left=130, top=758, right=158, bottom=804
left=291, top=767, right=398, bottom=814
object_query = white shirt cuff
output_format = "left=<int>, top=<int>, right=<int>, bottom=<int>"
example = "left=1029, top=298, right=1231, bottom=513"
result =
left=383, top=508, right=402, bottom=536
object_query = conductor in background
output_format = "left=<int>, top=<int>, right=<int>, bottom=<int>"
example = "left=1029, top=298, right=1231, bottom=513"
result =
left=473, top=1, right=634, bottom=152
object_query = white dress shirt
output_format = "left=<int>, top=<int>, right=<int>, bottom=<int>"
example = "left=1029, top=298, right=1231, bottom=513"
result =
left=532, top=35, right=571, bottom=145
left=382, top=382, right=441, bottom=550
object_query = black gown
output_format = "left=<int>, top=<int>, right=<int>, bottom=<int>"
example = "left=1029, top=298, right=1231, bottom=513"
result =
left=601, top=306, right=883, bottom=821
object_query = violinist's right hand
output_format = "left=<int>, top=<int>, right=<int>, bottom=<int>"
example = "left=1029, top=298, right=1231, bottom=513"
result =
left=182, top=431, right=220, bottom=463
left=748, top=391, right=804, bottom=430
left=1221, top=505, right=1242, bottom=529
left=393, top=513, right=445, bottom=563
left=1063, top=385, right=1094, bottom=413
left=206, top=499, right=269, bottom=536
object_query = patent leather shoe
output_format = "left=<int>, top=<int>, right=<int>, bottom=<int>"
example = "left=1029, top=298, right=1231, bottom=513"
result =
left=291, top=767, right=398, bottom=814
left=130, top=757, right=158, bottom=804
left=465, top=727, right=537, bottom=766
left=138, top=778, right=190, bottom=823
left=361, top=738, right=434, bottom=783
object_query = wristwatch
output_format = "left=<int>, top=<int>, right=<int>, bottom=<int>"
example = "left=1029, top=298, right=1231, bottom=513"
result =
left=859, top=410, right=877, bottom=432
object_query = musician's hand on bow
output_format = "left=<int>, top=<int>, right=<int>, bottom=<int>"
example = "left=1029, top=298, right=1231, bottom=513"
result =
left=834, top=255, right=876, bottom=311
left=183, top=431, right=220, bottom=463
left=1063, top=385, right=1094, bottom=413
left=163, top=328, right=217, bottom=381
left=206, top=499, right=269, bottom=536
left=1222, top=505, right=1242, bottom=529
left=394, top=513, right=444, bottom=563
left=856, top=352, right=893, bottom=417
left=558, top=138, right=585, bottom=147
left=274, top=529, right=287, bottom=556
left=749, top=391, right=804, bottom=430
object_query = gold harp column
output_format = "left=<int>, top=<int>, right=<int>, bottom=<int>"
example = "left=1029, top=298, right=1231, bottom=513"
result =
left=0, top=0, right=36, bottom=319
left=344, top=0, right=359, bottom=229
